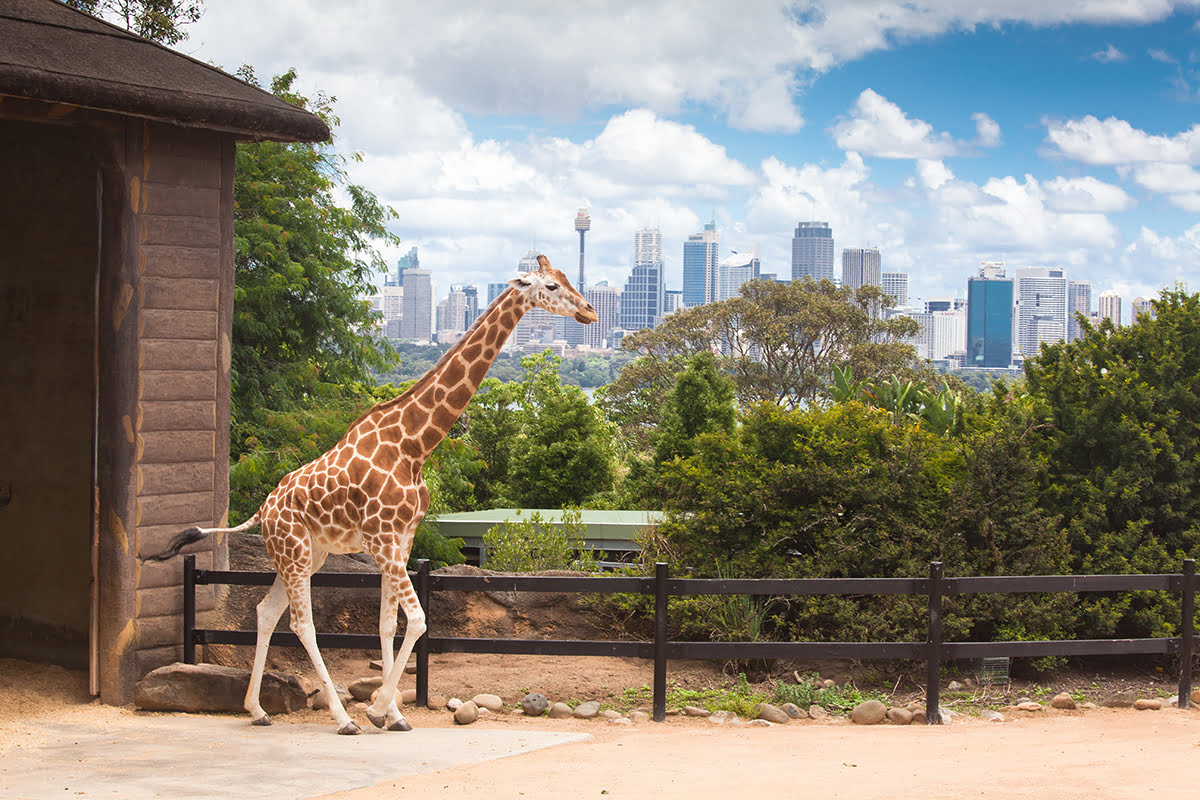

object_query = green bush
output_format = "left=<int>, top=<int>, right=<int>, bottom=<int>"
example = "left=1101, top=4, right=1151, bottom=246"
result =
left=482, top=508, right=598, bottom=573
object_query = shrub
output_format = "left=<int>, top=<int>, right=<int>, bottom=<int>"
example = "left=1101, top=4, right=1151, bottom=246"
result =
left=482, top=508, right=598, bottom=572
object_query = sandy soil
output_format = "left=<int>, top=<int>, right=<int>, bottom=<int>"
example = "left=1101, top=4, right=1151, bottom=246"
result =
left=3, top=655, right=1200, bottom=800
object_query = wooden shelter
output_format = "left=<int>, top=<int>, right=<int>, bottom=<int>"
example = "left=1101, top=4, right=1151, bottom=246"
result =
left=0, top=0, right=329, bottom=703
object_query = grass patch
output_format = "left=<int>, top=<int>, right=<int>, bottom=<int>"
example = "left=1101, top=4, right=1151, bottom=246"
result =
left=619, top=674, right=769, bottom=718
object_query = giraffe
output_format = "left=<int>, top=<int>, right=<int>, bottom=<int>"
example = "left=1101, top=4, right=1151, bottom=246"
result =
left=149, top=254, right=596, bottom=735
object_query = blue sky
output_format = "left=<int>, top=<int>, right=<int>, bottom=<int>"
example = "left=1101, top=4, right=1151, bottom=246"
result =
left=183, top=1, right=1200, bottom=310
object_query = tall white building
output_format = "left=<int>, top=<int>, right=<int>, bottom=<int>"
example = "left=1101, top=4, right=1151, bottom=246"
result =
left=584, top=283, right=620, bottom=349
left=791, top=221, right=835, bottom=283
left=717, top=250, right=760, bottom=301
left=842, top=248, right=881, bottom=291
left=1067, top=280, right=1091, bottom=342
left=882, top=271, right=909, bottom=307
left=399, top=268, right=433, bottom=342
left=1015, top=267, right=1067, bottom=359
left=620, top=228, right=665, bottom=330
left=1097, top=290, right=1122, bottom=327
left=436, top=287, right=467, bottom=337
left=1131, top=296, right=1156, bottom=323
left=682, top=222, right=719, bottom=306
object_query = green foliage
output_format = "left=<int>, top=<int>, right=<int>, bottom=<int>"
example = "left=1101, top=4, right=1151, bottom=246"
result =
left=652, top=351, right=737, bottom=466
left=831, top=365, right=960, bottom=435
left=772, top=674, right=884, bottom=714
left=230, top=68, right=398, bottom=459
left=620, top=674, right=768, bottom=717
left=1025, top=287, right=1200, bottom=637
left=481, top=509, right=597, bottom=573
left=64, top=0, right=203, bottom=45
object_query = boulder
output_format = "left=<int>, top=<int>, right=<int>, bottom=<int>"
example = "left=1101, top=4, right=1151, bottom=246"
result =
left=780, top=702, right=807, bottom=719
left=573, top=701, right=601, bottom=719
left=807, top=705, right=829, bottom=720
left=683, top=705, right=710, bottom=717
left=347, top=676, right=383, bottom=702
left=453, top=700, right=479, bottom=725
left=472, top=693, right=504, bottom=712
left=753, top=703, right=791, bottom=724
left=1102, top=691, right=1135, bottom=708
left=310, top=684, right=351, bottom=711
left=521, top=692, right=549, bottom=716
left=850, top=699, right=886, bottom=725
left=135, top=662, right=306, bottom=714
left=548, top=702, right=574, bottom=719
left=1051, top=693, right=1076, bottom=710
left=1134, top=698, right=1162, bottom=711
left=885, top=707, right=913, bottom=725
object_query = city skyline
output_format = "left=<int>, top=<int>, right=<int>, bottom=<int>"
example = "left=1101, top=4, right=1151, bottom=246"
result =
left=185, top=2, right=1200, bottom=307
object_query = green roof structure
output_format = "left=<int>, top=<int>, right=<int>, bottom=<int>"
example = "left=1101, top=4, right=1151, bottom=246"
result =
left=435, top=508, right=661, bottom=566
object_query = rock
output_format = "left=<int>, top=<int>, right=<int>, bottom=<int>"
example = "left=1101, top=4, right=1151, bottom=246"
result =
left=135, top=663, right=306, bottom=714
left=1134, top=698, right=1162, bottom=710
left=427, top=694, right=448, bottom=710
left=747, top=719, right=773, bottom=727
left=609, top=717, right=632, bottom=726
left=602, top=709, right=622, bottom=719
left=573, top=701, right=601, bottom=719
left=1192, top=689, right=1200, bottom=705
left=911, top=709, right=926, bottom=724
left=683, top=705, right=710, bottom=717
left=754, top=703, right=791, bottom=724
left=947, top=680, right=964, bottom=692
left=807, top=705, right=829, bottom=720
left=939, top=707, right=954, bottom=724
left=472, top=693, right=504, bottom=713
left=347, top=676, right=383, bottom=702
left=1051, top=693, right=1076, bottom=710
left=548, top=702, right=574, bottom=719
left=399, top=688, right=417, bottom=705
left=850, top=700, right=887, bottom=725
left=708, top=710, right=738, bottom=724
left=629, top=710, right=651, bottom=723
left=885, top=707, right=913, bottom=725
left=1102, top=691, right=1135, bottom=708
left=821, top=679, right=836, bottom=688
left=979, top=710, right=1005, bottom=723
left=521, top=693, right=549, bottom=717
left=1016, top=702, right=1043, bottom=712
left=780, top=702, right=807, bottom=719
left=311, top=684, right=351, bottom=711
left=1080, top=702, right=1098, bottom=710
left=447, top=697, right=463, bottom=711
left=904, top=700, right=923, bottom=711
left=453, top=700, right=479, bottom=725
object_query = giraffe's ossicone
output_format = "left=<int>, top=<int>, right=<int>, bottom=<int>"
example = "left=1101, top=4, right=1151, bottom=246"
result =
left=149, top=255, right=596, bottom=734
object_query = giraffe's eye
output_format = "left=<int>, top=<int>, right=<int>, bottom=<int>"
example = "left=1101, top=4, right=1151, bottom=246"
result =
left=545, top=282, right=559, bottom=291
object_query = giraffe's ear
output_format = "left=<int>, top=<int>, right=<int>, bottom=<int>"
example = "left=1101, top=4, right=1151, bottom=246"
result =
left=510, top=274, right=534, bottom=288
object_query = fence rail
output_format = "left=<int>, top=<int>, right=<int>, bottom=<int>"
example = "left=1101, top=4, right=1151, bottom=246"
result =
left=182, top=556, right=1197, bottom=724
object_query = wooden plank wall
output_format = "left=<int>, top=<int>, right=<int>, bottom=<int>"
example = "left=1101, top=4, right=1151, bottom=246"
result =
left=132, top=123, right=235, bottom=676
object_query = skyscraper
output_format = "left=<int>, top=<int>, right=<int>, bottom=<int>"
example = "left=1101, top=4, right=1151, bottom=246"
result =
left=967, top=262, right=1013, bottom=368
left=399, top=268, right=432, bottom=342
left=717, top=251, right=760, bottom=301
left=584, top=283, right=620, bottom=349
left=1097, top=290, right=1122, bottom=327
left=792, top=221, right=835, bottom=283
left=396, top=246, right=419, bottom=287
left=1015, top=267, right=1067, bottom=359
left=842, top=248, right=881, bottom=291
left=461, top=284, right=479, bottom=328
left=682, top=221, right=719, bottom=307
left=1067, top=280, right=1091, bottom=342
left=620, top=228, right=664, bottom=330
left=1131, top=296, right=1156, bottom=323
left=882, top=271, right=909, bottom=307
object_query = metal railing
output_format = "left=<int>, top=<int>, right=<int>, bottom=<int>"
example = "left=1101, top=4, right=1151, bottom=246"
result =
left=182, top=555, right=1196, bottom=723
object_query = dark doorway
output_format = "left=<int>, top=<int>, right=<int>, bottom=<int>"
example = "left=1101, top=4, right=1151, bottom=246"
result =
left=0, top=121, right=98, bottom=669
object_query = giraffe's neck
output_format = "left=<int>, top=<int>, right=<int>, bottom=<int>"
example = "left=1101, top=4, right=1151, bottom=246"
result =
left=359, top=287, right=532, bottom=465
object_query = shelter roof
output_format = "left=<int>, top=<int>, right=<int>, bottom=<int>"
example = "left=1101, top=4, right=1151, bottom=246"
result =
left=0, top=0, right=329, bottom=142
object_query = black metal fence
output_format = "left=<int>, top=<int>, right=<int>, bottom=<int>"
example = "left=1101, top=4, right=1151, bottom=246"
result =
left=182, top=555, right=1196, bottom=723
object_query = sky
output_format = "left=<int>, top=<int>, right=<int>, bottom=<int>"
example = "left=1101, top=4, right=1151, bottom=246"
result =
left=180, top=0, right=1200, bottom=309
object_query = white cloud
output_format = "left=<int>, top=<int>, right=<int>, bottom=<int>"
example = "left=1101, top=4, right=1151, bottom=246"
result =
left=832, top=90, right=959, bottom=159
left=1130, top=162, right=1200, bottom=194
left=972, top=112, right=1003, bottom=147
left=1045, top=115, right=1200, bottom=164
left=1043, top=176, right=1135, bottom=212
left=1149, top=48, right=1178, bottom=64
left=1092, top=43, right=1127, bottom=62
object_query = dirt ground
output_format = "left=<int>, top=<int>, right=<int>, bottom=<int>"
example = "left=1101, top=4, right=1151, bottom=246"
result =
left=3, top=655, right=1200, bottom=800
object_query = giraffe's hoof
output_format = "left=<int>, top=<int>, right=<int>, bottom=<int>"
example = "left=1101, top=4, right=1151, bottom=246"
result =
left=366, top=707, right=388, bottom=729
left=388, top=717, right=412, bottom=732
left=337, top=721, right=361, bottom=736
left=250, top=714, right=272, bottom=727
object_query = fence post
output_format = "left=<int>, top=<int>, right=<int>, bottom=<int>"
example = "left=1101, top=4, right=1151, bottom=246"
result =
left=1180, top=558, right=1195, bottom=709
left=415, top=559, right=430, bottom=707
left=653, top=562, right=668, bottom=722
left=925, top=561, right=944, bottom=725
left=183, top=554, right=196, bottom=665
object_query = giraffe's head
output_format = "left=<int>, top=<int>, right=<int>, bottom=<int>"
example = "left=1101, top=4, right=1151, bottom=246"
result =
left=510, top=254, right=598, bottom=324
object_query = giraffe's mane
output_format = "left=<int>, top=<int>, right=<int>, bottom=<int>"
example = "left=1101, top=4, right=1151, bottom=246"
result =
left=345, top=285, right=519, bottom=432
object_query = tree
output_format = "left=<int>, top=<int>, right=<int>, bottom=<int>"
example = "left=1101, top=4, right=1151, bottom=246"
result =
left=230, top=68, right=399, bottom=457
left=602, top=278, right=918, bottom=447
left=64, top=0, right=203, bottom=44
left=652, top=351, right=737, bottom=466
left=1025, top=287, right=1200, bottom=636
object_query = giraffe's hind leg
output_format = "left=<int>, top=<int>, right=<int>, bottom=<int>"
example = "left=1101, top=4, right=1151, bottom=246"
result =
left=244, top=575, right=288, bottom=726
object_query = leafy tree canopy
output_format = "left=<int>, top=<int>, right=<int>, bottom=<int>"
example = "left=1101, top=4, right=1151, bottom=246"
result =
left=64, top=0, right=202, bottom=45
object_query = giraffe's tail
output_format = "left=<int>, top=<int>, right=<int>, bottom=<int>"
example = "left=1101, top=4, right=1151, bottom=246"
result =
left=143, top=514, right=262, bottom=562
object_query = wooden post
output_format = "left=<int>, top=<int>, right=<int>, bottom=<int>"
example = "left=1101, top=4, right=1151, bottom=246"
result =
left=1179, top=559, right=1195, bottom=708
left=183, top=554, right=196, bottom=665
left=415, top=559, right=430, bottom=707
left=653, top=562, right=668, bottom=722
left=925, top=561, right=943, bottom=724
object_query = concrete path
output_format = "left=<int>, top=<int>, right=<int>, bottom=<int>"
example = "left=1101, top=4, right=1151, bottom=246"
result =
left=1, top=715, right=589, bottom=800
